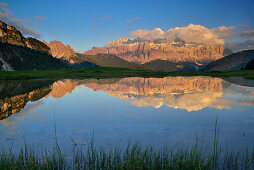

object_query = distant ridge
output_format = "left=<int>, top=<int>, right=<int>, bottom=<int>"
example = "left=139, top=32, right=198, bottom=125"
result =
left=145, top=59, right=182, bottom=72
left=77, top=53, right=151, bottom=70
left=83, top=38, right=225, bottom=70
left=202, top=49, right=254, bottom=71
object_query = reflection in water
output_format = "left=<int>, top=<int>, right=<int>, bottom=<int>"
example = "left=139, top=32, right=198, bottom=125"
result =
left=84, top=77, right=229, bottom=111
left=0, top=76, right=254, bottom=152
left=83, top=77, right=254, bottom=111
left=1, top=76, right=254, bottom=119
left=0, top=88, right=51, bottom=120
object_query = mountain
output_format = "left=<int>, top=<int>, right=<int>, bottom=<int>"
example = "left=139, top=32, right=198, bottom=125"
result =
left=223, top=48, right=233, bottom=56
left=43, top=40, right=150, bottom=70
left=42, top=39, right=153, bottom=70
left=145, top=59, right=182, bottom=71
left=83, top=38, right=224, bottom=70
left=203, top=49, right=254, bottom=71
left=43, top=40, right=98, bottom=68
left=0, top=79, right=54, bottom=120
left=83, top=77, right=230, bottom=111
left=0, top=21, right=49, bottom=53
left=0, top=20, right=65, bottom=71
left=43, top=40, right=78, bottom=63
left=77, top=53, right=151, bottom=70
left=0, top=87, right=51, bottom=120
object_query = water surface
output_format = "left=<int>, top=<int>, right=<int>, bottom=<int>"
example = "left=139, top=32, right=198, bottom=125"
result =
left=0, top=76, right=254, bottom=152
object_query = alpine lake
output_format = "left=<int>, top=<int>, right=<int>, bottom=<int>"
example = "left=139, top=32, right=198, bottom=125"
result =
left=0, top=76, right=254, bottom=155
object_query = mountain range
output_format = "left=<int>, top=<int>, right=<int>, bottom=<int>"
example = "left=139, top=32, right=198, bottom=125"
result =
left=83, top=38, right=225, bottom=69
left=1, top=20, right=254, bottom=72
left=0, top=21, right=65, bottom=71
left=203, top=50, right=254, bottom=71
left=42, top=40, right=150, bottom=70
left=2, top=76, right=254, bottom=119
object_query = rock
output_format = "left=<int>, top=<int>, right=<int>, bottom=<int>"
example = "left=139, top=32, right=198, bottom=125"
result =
left=0, top=88, right=51, bottom=120
left=84, top=38, right=224, bottom=65
left=43, top=40, right=78, bottom=62
left=0, top=20, right=49, bottom=53
left=223, top=48, right=233, bottom=56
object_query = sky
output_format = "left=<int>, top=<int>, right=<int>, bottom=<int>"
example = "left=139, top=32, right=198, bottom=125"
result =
left=1, top=0, right=254, bottom=52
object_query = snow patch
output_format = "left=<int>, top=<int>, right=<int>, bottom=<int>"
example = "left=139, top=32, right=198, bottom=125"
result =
left=0, top=57, right=14, bottom=71
left=194, top=60, right=203, bottom=66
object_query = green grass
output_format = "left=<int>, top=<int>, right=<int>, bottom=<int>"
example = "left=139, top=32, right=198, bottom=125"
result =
left=1, top=67, right=254, bottom=80
left=0, top=120, right=253, bottom=169
left=1, top=140, right=253, bottom=169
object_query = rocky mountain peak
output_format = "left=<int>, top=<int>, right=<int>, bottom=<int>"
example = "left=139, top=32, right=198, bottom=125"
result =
left=43, top=40, right=78, bottom=63
left=0, top=20, right=25, bottom=46
left=84, top=38, right=224, bottom=65
left=0, top=20, right=49, bottom=53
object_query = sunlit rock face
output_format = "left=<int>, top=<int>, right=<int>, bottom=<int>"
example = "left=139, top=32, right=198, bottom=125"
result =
left=0, top=88, right=51, bottom=120
left=83, top=77, right=231, bottom=111
left=47, top=77, right=254, bottom=112
left=48, top=79, right=81, bottom=98
left=2, top=77, right=254, bottom=118
left=43, top=40, right=78, bottom=63
left=0, top=21, right=49, bottom=53
left=84, top=39, right=224, bottom=65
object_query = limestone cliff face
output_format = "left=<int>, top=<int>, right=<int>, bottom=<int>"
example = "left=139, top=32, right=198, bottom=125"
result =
left=45, top=77, right=230, bottom=111
left=0, top=20, right=66, bottom=71
left=84, top=39, right=224, bottom=65
left=0, top=20, right=49, bottom=53
left=48, top=79, right=81, bottom=98
left=43, top=40, right=79, bottom=63
left=0, top=21, right=25, bottom=46
left=0, top=88, right=51, bottom=120
left=83, top=77, right=231, bottom=111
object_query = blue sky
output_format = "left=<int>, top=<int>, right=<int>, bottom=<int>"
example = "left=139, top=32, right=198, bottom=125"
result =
left=1, top=0, right=254, bottom=52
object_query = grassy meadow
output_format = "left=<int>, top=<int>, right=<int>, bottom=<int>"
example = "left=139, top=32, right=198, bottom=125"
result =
left=0, top=121, right=253, bottom=169
left=0, top=67, right=254, bottom=80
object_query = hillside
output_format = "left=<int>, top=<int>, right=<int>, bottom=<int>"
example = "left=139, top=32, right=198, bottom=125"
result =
left=0, top=43, right=66, bottom=70
left=78, top=53, right=151, bottom=70
left=203, top=50, right=254, bottom=71
left=145, top=59, right=182, bottom=71
left=83, top=38, right=224, bottom=70
left=0, top=20, right=65, bottom=71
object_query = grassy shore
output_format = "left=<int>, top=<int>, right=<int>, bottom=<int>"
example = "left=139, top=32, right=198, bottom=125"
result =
left=0, top=121, right=253, bottom=169
left=0, top=138, right=253, bottom=169
left=0, top=67, right=254, bottom=80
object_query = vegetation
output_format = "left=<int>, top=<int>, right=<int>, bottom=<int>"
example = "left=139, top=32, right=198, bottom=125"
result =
left=145, top=59, right=181, bottom=72
left=203, top=49, right=254, bottom=71
left=78, top=53, right=150, bottom=70
left=0, top=42, right=66, bottom=71
left=245, top=58, right=254, bottom=70
left=0, top=79, right=54, bottom=99
left=1, top=67, right=254, bottom=80
left=0, top=120, right=253, bottom=169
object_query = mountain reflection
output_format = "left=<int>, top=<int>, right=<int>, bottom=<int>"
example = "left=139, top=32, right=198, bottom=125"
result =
left=1, top=76, right=254, bottom=119
left=83, top=77, right=229, bottom=111
left=48, top=77, right=254, bottom=111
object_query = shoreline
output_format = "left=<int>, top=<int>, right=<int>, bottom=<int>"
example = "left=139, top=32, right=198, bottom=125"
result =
left=1, top=67, right=254, bottom=80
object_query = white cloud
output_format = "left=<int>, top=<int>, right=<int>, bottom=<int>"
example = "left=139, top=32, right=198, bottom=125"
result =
left=225, top=38, right=254, bottom=52
left=131, top=27, right=164, bottom=40
left=131, top=24, right=237, bottom=45
left=0, top=3, right=40, bottom=38
left=241, top=30, right=254, bottom=37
